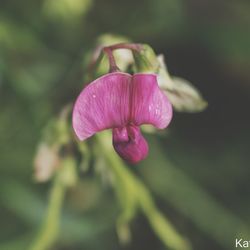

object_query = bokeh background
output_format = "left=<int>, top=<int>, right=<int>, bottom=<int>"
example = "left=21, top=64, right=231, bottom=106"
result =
left=0, top=0, right=250, bottom=249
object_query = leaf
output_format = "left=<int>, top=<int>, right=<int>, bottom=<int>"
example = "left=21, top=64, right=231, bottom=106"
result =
left=157, top=55, right=208, bottom=113
left=43, top=0, right=93, bottom=22
left=165, top=76, right=208, bottom=113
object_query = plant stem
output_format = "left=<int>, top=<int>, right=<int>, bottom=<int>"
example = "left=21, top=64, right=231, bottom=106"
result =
left=103, top=47, right=120, bottom=72
left=137, top=184, right=191, bottom=250
left=106, top=43, right=143, bottom=52
left=29, top=174, right=66, bottom=250
left=96, top=131, right=191, bottom=250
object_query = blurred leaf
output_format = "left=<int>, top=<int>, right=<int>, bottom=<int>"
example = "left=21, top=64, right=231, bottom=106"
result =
left=7, top=59, right=65, bottom=99
left=0, top=180, right=46, bottom=225
left=0, top=180, right=115, bottom=247
left=157, top=55, right=207, bottom=112
left=43, top=0, right=93, bottom=22
left=166, top=76, right=208, bottom=112
left=0, top=233, right=33, bottom=250
left=0, top=18, right=43, bottom=52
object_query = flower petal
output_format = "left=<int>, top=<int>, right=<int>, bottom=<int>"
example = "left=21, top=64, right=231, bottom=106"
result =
left=130, top=73, right=173, bottom=129
left=72, top=72, right=131, bottom=140
left=112, top=125, right=148, bottom=163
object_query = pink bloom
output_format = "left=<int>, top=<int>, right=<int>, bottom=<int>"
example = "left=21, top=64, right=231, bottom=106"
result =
left=72, top=72, right=172, bottom=163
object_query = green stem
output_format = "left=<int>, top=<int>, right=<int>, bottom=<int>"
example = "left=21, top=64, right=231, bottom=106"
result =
left=106, top=43, right=143, bottom=52
left=103, top=47, right=120, bottom=72
left=29, top=174, right=66, bottom=250
left=137, top=184, right=191, bottom=250
left=96, top=131, right=191, bottom=250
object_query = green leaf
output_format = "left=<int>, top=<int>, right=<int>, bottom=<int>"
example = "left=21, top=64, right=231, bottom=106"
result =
left=157, top=55, right=207, bottom=112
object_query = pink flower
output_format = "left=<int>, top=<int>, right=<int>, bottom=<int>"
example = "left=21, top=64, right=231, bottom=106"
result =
left=72, top=72, right=172, bottom=163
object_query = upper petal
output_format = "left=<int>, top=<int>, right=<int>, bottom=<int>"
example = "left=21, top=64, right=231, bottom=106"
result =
left=72, top=72, right=131, bottom=140
left=130, top=73, right=173, bottom=129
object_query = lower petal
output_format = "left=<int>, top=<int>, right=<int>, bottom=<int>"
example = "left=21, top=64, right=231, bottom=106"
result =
left=112, top=125, right=148, bottom=164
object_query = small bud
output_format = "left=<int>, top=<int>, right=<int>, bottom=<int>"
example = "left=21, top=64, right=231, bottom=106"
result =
left=116, top=223, right=131, bottom=245
left=34, top=143, right=60, bottom=182
left=132, top=44, right=159, bottom=73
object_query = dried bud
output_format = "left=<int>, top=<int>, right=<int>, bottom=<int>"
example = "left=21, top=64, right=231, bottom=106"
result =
left=34, top=143, right=60, bottom=182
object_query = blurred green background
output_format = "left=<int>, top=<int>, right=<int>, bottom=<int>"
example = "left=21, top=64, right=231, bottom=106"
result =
left=0, top=0, right=250, bottom=249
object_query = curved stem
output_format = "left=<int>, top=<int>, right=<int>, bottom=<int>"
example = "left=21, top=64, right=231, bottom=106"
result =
left=137, top=184, right=191, bottom=250
left=96, top=131, right=191, bottom=250
left=107, top=43, right=143, bottom=52
left=103, top=47, right=120, bottom=73
left=29, top=174, right=66, bottom=250
left=88, top=43, right=144, bottom=75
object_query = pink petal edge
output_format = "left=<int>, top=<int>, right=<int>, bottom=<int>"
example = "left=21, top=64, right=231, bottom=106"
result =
left=131, top=73, right=173, bottom=129
left=72, top=72, right=131, bottom=140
